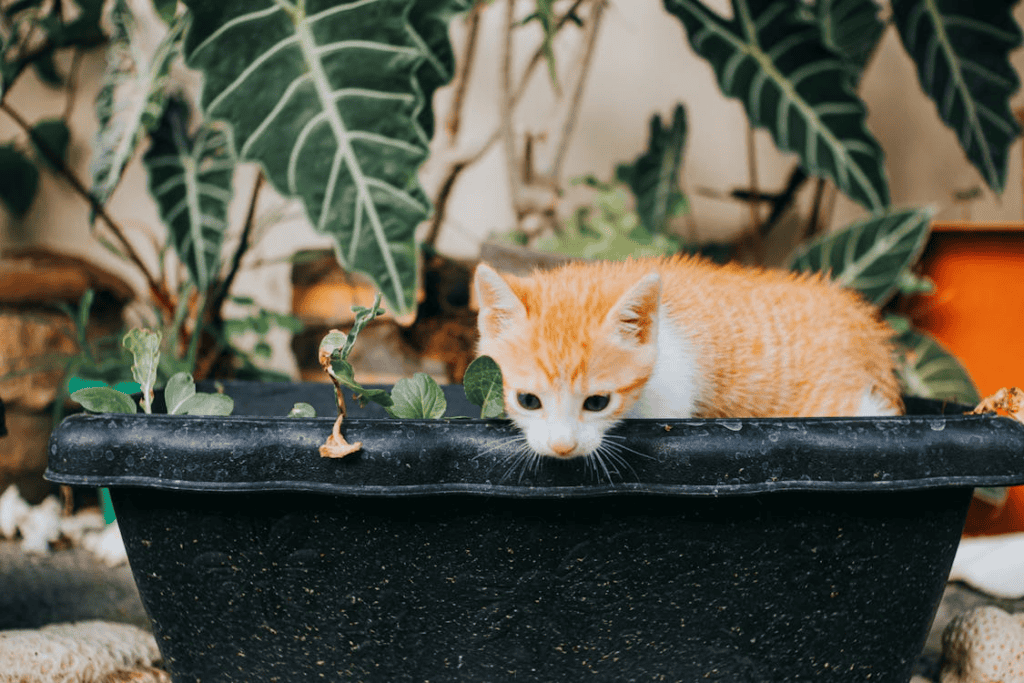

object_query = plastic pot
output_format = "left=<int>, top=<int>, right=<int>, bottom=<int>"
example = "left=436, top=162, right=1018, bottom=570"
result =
left=47, top=382, right=1024, bottom=682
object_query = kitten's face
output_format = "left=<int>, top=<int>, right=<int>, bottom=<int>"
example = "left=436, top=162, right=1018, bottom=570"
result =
left=474, top=264, right=660, bottom=459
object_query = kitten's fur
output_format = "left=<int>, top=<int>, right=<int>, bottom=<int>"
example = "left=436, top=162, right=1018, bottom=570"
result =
left=474, top=256, right=902, bottom=459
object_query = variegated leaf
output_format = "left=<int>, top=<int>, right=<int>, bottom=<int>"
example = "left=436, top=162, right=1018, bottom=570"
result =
left=90, top=0, right=184, bottom=209
left=615, top=103, right=688, bottom=236
left=407, top=0, right=472, bottom=140
left=144, top=98, right=235, bottom=293
left=788, top=206, right=933, bottom=305
left=804, top=0, right=885, bottom=85
left=895, top=327, right=979, bottom=404
left=181, top=0, right=465, bottom=314
left=663, top=0, right=889, bottom=210
left=891, top=0, right=1022, bottom=195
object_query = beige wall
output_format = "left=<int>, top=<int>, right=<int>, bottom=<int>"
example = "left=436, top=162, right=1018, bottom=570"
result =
left=3, top=0, right=1024, bottom=369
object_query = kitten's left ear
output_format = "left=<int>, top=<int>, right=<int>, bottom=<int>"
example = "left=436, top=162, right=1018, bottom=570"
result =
left=604, top=272, right=661, bottom=346
left=474, top=263, right=527, bottom=339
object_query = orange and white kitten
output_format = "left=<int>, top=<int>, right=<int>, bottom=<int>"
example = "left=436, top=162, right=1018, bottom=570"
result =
left=474, top=256, right=902, bottom=459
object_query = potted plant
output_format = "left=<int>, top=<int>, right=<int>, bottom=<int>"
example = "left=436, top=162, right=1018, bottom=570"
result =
left=34, top=0, right=1024, bottom=679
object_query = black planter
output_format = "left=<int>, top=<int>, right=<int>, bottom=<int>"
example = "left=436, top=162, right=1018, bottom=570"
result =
left=47, top=382, right=1024, bottom=682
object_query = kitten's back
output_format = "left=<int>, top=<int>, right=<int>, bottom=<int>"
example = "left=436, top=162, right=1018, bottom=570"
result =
left=497, top=256, right=901, bottom=418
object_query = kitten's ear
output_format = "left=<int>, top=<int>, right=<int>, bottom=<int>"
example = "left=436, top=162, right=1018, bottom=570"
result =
left=604, top=272, right=661, bottom=346
left=474, top=264, right=527, bottom=339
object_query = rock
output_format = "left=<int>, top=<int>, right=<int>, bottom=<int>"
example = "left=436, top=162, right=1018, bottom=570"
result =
left=0, top=621, right=163, bottom=683
left=18, top=494, right=62, bottom=554
left=941, top=605, right=1024, bottom=683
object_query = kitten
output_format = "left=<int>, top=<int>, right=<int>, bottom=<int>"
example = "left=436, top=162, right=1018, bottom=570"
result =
left=474, top=256, right=902, bottom=459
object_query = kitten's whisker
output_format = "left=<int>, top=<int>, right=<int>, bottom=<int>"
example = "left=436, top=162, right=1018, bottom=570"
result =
left=587, top=448, right=618, bottom=485
left=600, top=444, right=638, bottom=480
left=602, top=434, right=656, bottom=460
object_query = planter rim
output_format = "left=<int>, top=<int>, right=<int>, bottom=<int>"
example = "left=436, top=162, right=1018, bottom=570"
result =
left=47, top=408, right=1024, bottom=498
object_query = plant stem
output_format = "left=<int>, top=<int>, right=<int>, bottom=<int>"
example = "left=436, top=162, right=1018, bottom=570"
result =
left=211, top=170, right=263, bottom=318
left=745, top=123, right=761, bottom=235
left=62, top=47, right=83, bottom=120
left=804, top=177, right=827, bottom=242
left=546, top=0, right=606, bottom=181
left=500, top=0, right=523, bottom=226
left=0, top=99, right=174, bottom=314
left=425, top=0, right=589, bottom=247
left=445, top=0, right=484, bottom=144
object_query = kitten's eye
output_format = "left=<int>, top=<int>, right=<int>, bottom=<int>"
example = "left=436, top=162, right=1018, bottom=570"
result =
left=583, top=394, right=610, bottom=412
left=516, top=393, right=542, bottom=410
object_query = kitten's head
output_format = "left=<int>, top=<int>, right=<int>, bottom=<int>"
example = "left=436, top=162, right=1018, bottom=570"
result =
left=474, top=263, right=661, bottom=459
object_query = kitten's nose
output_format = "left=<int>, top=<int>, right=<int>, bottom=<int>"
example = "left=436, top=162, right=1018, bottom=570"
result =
left=549, top=439, right=577, bottom=457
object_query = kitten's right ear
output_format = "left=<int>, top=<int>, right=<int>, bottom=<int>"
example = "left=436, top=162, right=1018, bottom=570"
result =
left=474, top=264, right=527, bottom=339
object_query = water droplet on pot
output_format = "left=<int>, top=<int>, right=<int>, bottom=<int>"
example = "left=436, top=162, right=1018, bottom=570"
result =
left=105, top=450, right=114, bottom=461
left=930, top=420, right=946, bottom=431
left=720, top=420, right=742, bottom=432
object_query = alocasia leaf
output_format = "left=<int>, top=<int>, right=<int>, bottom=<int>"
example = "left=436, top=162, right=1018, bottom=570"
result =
left=894, top=327, right=979, bottom=404
left=90, top=1, right=184, bottom=210
left=144, top=97, right=235, bottom=293
left=802, top=0, right=885, bottom=86
left=0, top=144, right=38, bottom=217
left=30, top=119, right=70, bottom=169
left=387, top=372, right=447, bottom=419
left=788, top=206, right=933, bottom=306
left=181, top=0, right=466, bottom=314
left=891, top=0, right=1022, bottom=194
left=663, top=0, right=889, bottom=211
left=406, top=0, right=472, bottom=139
left=616, top=104, right=688, bottom=237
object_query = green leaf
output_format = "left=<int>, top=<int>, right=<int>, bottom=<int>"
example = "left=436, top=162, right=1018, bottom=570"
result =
left=615, top=103, right=688, bottom=236
left=788, top=206, right=933, bottom=306
left=463, top=355, right=504, bottom=418
left=663, top=0, right=889, bottom=211
left=343, top=293, right=385, bottom=360
left=32, top=48, right=62, bottom=86
left=896, top=269, right=934, bottom=296
left=164, top=371, right=196, bottom=414
left=329, top=355, right=394, bottom=408
left=387, top=372, right=446, bottom=418
left=181, top=0, right=464, bottom=315
left=539, top=183, right=681, bottom=260
left=90, top=3, right=184, bottom=210
left=153, top=0, right=179, bottom=24
left=895, top=328, right=979, bottom=404
left=176, top=392, right=235, bottom=416
left=801, top=0, right=884, bottom=87
left=0, top=144, right=38, bottom=217
left=31, top=118, right=70, bottom=169
left=520, top=0, right=559, bottom=90
left=407, top=0, right=473, bottom=139
left=884, top=313, right=913, bottom=336
left=288, top=402, right=316, bottom=418
left=891, top=0, right=1022, bottom=195
left=71, top=387, right=138, bottom=414
left=122, top=328, right=161, bottom=413
left=145, top=97, right=235, bottom=293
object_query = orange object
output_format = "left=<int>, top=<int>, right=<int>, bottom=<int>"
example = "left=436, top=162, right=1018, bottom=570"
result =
left=908, top=222, right=1024, bottom=535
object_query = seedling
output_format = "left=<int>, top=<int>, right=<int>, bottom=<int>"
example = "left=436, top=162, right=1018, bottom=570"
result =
left=70, top=329, right=234, bottom=416
left=317, top=293, right=506, bottom=457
